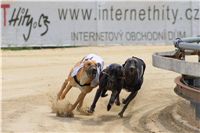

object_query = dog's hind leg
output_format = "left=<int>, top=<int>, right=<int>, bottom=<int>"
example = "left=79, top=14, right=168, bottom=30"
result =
left=122, top=94, right=131, bottom=105
left=68, top=93, right=86, bottom=112
left=69, top=88, right=92, bottom=112
left=57, top=79, right=69, bottom=100
left=118, top=91, right=138, bottom=117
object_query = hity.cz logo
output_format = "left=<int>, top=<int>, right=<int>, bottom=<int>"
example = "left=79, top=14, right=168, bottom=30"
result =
left=1, top=4, right=50, bottom=42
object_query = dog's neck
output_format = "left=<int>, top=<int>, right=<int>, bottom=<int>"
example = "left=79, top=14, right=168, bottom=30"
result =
left=77, top=67, right=92, bottom=85
left=125, top=71, right=137, bottom=87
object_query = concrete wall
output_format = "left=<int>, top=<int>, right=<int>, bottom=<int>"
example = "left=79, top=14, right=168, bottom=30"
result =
left=1, top=1, right=200, bottom=47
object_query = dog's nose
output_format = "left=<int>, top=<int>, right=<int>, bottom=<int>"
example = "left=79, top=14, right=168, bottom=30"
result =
left=92, top=68, right=97, bottom=74
left=130, top=66, right=135, bottom=72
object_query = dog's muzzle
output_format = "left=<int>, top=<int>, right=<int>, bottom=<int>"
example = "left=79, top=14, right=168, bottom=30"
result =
left=127, top=66, right=136, bottom=75
left=88, top=67, right=97, bottom=78
left=129, top=66, right=136, bottom=72
left=92, top=68, right=97, bottom=76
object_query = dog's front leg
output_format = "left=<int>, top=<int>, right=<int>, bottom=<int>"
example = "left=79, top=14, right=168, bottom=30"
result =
left=115, top=95, right=120, bottom=106
left=88, top=88, right=102, bottom=113
left=57, top=79, right=69, bottom=100
left=101, top=89, right=108, bottom=97
left=76, top=94, right=87, bottom=114
left=60, top=84, right=72, bottom=100
left=118, top=91, right=138, bottom=118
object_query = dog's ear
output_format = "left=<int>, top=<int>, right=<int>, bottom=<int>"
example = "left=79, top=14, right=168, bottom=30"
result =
left=99, top=70, right=109, bottom=89
left=97, top=63, right=101, bottom=69
left=122, top=60, right=127, bottom=67
left=100, top=69, right=108, bottom=78
left=108, top=65, right=113, bottom=70
left=80, top=56, right=85, bottom=62
left=83, top=61, right=87, bottom=67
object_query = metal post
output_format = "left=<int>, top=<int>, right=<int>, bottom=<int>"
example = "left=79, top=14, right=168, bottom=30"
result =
left=181, top=37, right=200, bottom=43
left=198, top=52, right=200, bottom=62
left=176, top=42, right=200, bottom=51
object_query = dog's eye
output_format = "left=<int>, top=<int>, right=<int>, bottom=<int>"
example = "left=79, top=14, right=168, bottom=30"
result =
left=87, top=63, right=91, bottom=66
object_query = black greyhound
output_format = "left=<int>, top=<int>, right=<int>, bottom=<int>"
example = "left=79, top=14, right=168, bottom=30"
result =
left=118, top=56, right=146, bottom=117
left=89, top=57, right=145, bottom=118
left=88, top=63, right=124, bottom=113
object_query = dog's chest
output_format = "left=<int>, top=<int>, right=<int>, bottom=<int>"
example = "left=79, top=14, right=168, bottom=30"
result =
left=75, top=84, right=85, bottom=90
left=123, top=78, right=137, bottom=91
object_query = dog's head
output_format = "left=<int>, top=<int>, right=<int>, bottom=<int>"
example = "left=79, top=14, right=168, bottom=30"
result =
left=104, top=64, right=124, bottom=111
left=107, top=64, right=124, bottom=81
left=123, top=57, right=138, bottom=78
left=83, top=60, right=98, bottom=79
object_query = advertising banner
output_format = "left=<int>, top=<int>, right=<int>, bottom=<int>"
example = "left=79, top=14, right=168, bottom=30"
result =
left=1, top=1, right=200, bottom=47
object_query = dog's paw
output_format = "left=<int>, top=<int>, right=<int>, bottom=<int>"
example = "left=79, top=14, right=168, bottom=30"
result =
left=56, top=112, right=64, bottom=117
left=56, top=111, right=74, bottom=118
left=101, top=93, right=108, bottom=97
left=60, top=95, right=65, bottom=100
left=87, top=108, right=95, bottom=114
left=107, top=104, right=112, bottom=111
left=122, top=98, right=126, bottom=104
left=115, top=100, right=120, bottom=106
left=118, top=112, right=123, bottom=118
left=77, top=107, right=92, bottom=116
left=65, top=112, right=74, bottom=118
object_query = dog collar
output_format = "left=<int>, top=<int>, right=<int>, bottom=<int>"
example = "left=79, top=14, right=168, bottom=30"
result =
left=74, top=75, right=91, bottom=87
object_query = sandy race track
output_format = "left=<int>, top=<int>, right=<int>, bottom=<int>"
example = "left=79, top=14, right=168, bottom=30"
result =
left=1, top=46, right=200, bottom=133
